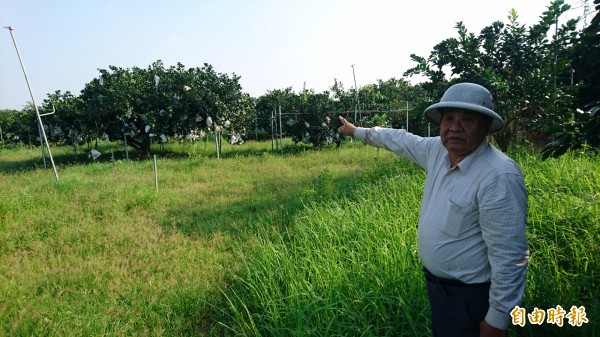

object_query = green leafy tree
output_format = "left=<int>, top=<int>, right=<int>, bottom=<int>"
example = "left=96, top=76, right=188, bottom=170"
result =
left=40, top=90, right=84, bottom=146
left=16, top=103, right=42, bottom=148
left=0, top=104, right=56, bottom=148
left=255, top=86, right=338, bottom=148
left=404, top=0, right=580, bottom=151
left=542, top=0, right=600, bottom=158
left=293, top=88, right=336, bottom=147
left=0, top=109, right=22, bottom=144
left=78, top=60, right=254, bottom=154
left=0, top=109, right=14, bottom=143
left=328, top=77, right=427, bottom=134
left=371, top=78, right=429, bottom=135
left=254, top=87, right=299, bottom=141
left=329, top=79, right=355, bottom=113
left=573, top=0, right=600, bottom=109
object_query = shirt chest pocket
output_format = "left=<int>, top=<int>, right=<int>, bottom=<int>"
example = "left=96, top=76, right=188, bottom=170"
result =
left=442, top=199, right=479, bottom=237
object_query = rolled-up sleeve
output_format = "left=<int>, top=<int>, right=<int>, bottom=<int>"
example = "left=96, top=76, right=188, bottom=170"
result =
left=478, top=172, right=528, bottom=329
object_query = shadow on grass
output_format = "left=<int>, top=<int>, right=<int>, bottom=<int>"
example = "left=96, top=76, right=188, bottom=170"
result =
left=154, top=157, right=419, bottom=335
left=158, top=156, right=419, bottom=239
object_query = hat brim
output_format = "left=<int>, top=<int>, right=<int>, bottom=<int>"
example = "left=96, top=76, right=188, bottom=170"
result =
left=423, top=101, right=504, bottom=133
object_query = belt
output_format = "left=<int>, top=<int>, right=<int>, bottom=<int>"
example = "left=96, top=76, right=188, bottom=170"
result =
left=423, top=267, right=491, bottom=287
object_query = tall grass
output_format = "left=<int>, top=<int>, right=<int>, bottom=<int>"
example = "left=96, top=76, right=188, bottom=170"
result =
left=1, top=141, right=598, bottom=336
left=221, top=149, right=599, bottom=337
left=515, top=150, right=599, bottom=336
left=220, top=162, right=430, bottom=337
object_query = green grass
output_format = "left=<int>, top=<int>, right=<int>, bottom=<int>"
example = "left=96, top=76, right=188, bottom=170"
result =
left=220, top=163, right=429, bottom=336
left=1, top=140, right=598, bottom=336
left=218, top=147, right=599, bottom=337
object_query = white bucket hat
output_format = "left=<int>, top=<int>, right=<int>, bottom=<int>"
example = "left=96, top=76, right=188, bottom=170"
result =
left=423, top=83, right=504, bottom=133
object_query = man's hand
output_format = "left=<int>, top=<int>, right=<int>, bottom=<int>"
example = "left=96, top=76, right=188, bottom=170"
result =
left=479, top=320, right=508, bottom=337
left=337, top=116, right=356, bottom=137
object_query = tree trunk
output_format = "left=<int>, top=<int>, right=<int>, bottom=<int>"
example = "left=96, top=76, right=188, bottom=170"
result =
left=126, top=136, right=152, bottom=156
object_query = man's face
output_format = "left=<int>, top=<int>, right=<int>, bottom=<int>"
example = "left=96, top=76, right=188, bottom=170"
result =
left=440, top=108, right=490, bottom=160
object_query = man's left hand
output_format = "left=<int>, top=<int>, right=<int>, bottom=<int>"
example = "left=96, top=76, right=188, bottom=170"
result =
left=479, top=320, right=508, bottom=337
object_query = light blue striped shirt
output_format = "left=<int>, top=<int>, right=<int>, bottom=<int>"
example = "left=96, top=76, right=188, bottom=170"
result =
left=354, top=127, right=528, bottom=330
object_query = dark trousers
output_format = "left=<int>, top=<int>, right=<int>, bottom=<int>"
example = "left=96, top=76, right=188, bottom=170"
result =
left=424, top=268, right=491, bottom=337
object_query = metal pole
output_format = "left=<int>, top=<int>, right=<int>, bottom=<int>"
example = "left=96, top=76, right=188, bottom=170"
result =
left=406, top=101, right=409, bottom=132
left=352, top=64, right=359, bottom=125
left=38, top=104, right=55, bottom=169
left=278, top=105, right=283, bottom=154
left=5, top=26, right=58, bottom=181
left=214, top=125, right=220, bottom=159
left=274, top=109, right=279, bottom=150
left=37, top=122, right=46, bottom=168
left=153, top=155, right=158, bottom=192
left=124, top=134, right=129, bottom=160
left=271, top=109, right=275, bottom=150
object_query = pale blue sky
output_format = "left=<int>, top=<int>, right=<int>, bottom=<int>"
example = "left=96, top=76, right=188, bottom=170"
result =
left=0, top=0, right=586, bottom=110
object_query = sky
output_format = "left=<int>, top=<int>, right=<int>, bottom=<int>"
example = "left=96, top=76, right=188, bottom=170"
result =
left=0, top=0, right=590, bottom=110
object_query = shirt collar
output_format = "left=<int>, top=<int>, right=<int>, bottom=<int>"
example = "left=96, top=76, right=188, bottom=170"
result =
left=446, top=140, right=489, bottom=172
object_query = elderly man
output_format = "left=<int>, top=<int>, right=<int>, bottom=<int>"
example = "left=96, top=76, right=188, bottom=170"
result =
left=337, top=83, right=528, bottom=337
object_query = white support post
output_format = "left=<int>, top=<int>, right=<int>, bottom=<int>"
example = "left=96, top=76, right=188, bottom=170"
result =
left=5, top=26, right=59, bottom=181
left=406, top=101, right=409, bottom=133
left=153, top=155, right=158, bottom=192
left=271, top=109, right=276, bottom=151
left=214, top=124, right=221, bottom=159
left=278, top=105, right=283, bottom=154
left=124, top=134, right=129, bottom=160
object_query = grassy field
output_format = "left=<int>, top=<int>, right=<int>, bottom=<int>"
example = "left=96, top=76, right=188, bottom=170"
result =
left=1, top=139, right=598, bottom=336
